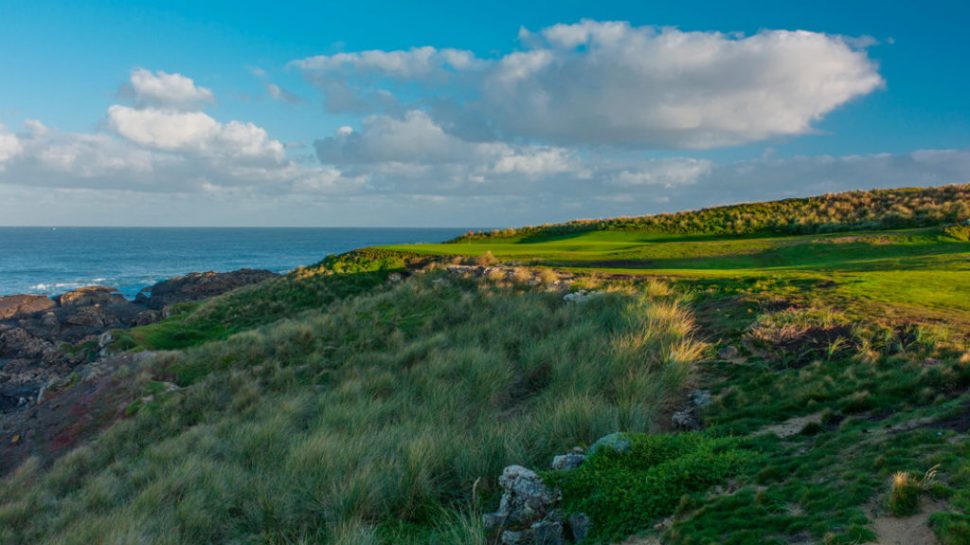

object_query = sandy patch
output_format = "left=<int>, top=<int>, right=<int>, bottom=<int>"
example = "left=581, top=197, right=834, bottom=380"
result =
left=756, top=412, right=824, bottom=438
left=870, top=501, right=945, bottom=545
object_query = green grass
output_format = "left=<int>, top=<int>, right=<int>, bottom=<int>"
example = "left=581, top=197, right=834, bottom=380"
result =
left=3, top=185, right=970, bottom=545
left=384, top=225, right=970, bottom=325
left=113, top=248, right=413, bottom=351
left=0, top=274, right=704, bottom=545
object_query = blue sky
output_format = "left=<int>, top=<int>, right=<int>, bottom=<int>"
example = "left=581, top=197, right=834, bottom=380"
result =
left=0, top=0, right=968, bottom=226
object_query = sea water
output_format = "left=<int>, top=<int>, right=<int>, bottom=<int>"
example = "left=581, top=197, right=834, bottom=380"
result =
left=0, top=227, right=471, bottom=298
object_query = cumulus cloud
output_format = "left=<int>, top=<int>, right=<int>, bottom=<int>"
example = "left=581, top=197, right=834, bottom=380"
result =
left=0, top=69, right=363, bottom=196
left=128, top=68, right=215, bottom=110
left=0, top=119, right=366, bottom=195
left=107, top=106, right=285, bottom=162
left=293, top=20, right=883, bottom=149
left=315, top=110, right=579, bottom=183
left=0, top=125, right=23, bottom=165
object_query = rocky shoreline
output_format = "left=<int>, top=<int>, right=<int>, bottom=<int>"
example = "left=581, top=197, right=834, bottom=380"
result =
left=0, top=269, right=277, bottom=413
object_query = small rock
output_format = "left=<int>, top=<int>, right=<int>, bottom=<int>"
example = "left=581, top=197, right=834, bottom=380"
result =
left=133, top=309, right=161, bottom=326
left=501, top=529, right=533, bottom=545
left=551, top=453, right=585, bottom=471
left=717, top=345, right=739, bottom=360
left=530, top=518, right=565, bottom=545
left=568, top=513, right=592, bottom=543
left=590, top=432, right=631, bottom=455
left=672, top=408, right=699, bottom=430
left=563, top=290, right=599, bottom=304
left=98, top=331, right=113, bottom=349
left=485, top=464, right=563, bottom=541
left=689, top=389, right=712, bottom=408
left=483, top=512, right=507, bottom=531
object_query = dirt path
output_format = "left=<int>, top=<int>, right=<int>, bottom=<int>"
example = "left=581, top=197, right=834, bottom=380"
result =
left=870, top=501, right=945, bottom=545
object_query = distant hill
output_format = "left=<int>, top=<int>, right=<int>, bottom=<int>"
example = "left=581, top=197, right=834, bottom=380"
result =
left=454, top=183, right=970, bottom=241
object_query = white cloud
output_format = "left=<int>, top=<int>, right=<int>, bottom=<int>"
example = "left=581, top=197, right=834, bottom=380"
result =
left=291, top=46, right=480, bottom=79
left=107, top=106, right=285, bottom=162
left=293, top=20, right=883, bottom=149
left=0, top=119, right=365, bottom=195
left=0, top=125, right=23, bottom=165
left=611, top=159, right=713, bottom=187
left=315, top=110, right=579, bottom=181
left=485, top=22, right=884, bottom=148
left=128, top=68, right=215, bottom=110
left=0, top=66, right=361, bottom=197
left=267, top=83, right=302, bottom=104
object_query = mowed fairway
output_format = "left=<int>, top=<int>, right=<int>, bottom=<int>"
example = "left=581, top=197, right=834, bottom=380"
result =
left=384, top=226, right=970, bottom=323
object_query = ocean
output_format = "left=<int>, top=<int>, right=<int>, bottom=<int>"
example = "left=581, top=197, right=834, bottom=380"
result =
left=0, top=227, right=472, bottom=298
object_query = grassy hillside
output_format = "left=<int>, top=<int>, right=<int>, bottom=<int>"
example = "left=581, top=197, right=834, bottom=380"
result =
left=1, top=273, right=705, bottom=544
left=2, top=185, right=969, bottom=545
left=454, top=184, right=970, bottom=240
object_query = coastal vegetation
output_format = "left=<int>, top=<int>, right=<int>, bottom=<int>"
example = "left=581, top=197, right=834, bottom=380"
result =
left=1, top=184, right=969, bottom=544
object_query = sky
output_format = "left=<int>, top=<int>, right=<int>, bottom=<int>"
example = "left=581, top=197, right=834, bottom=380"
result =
left=0, top=0, right=968, bottom=227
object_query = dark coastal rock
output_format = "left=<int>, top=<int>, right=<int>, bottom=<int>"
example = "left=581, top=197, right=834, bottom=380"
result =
left=56, top=286, right=126, bottom=307
left=0, top=326, right=58, bottom=362
left=0, top=268, right=278, bottom=417
left=0, top=295, right=56, bottom=320
left=136, top=268, right=277, bottom=310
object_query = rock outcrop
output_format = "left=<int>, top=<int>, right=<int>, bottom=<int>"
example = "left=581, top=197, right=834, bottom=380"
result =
left=0, top=295, right=56, bottom=320
left=135, top=269, right=277, bottom=311
left=484, top=446, right=593, bottom=544
left=0, top=269, right=277, bottom=415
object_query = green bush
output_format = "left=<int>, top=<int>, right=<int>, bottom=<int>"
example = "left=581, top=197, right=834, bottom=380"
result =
left=547, top=433, right=757, bottom=543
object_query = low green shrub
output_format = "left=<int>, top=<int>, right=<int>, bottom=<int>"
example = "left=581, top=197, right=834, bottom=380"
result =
left=548, top=432, right=757, bottom=543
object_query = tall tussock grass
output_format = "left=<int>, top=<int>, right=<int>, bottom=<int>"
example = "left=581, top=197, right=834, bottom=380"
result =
left=0, top=274, right=703, bottom=545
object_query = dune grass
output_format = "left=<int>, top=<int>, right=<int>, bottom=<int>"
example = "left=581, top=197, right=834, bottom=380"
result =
left=0, top=273, right=704, bottom=545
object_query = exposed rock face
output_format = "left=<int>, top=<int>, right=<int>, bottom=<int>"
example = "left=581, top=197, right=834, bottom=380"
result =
left=136, top=269, right=277, bottom=311
left=0, top=295, right=56, bottom=320
left=56, top=286, right=127, bottom=307
left=0, top=268, right=277, bottom=416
